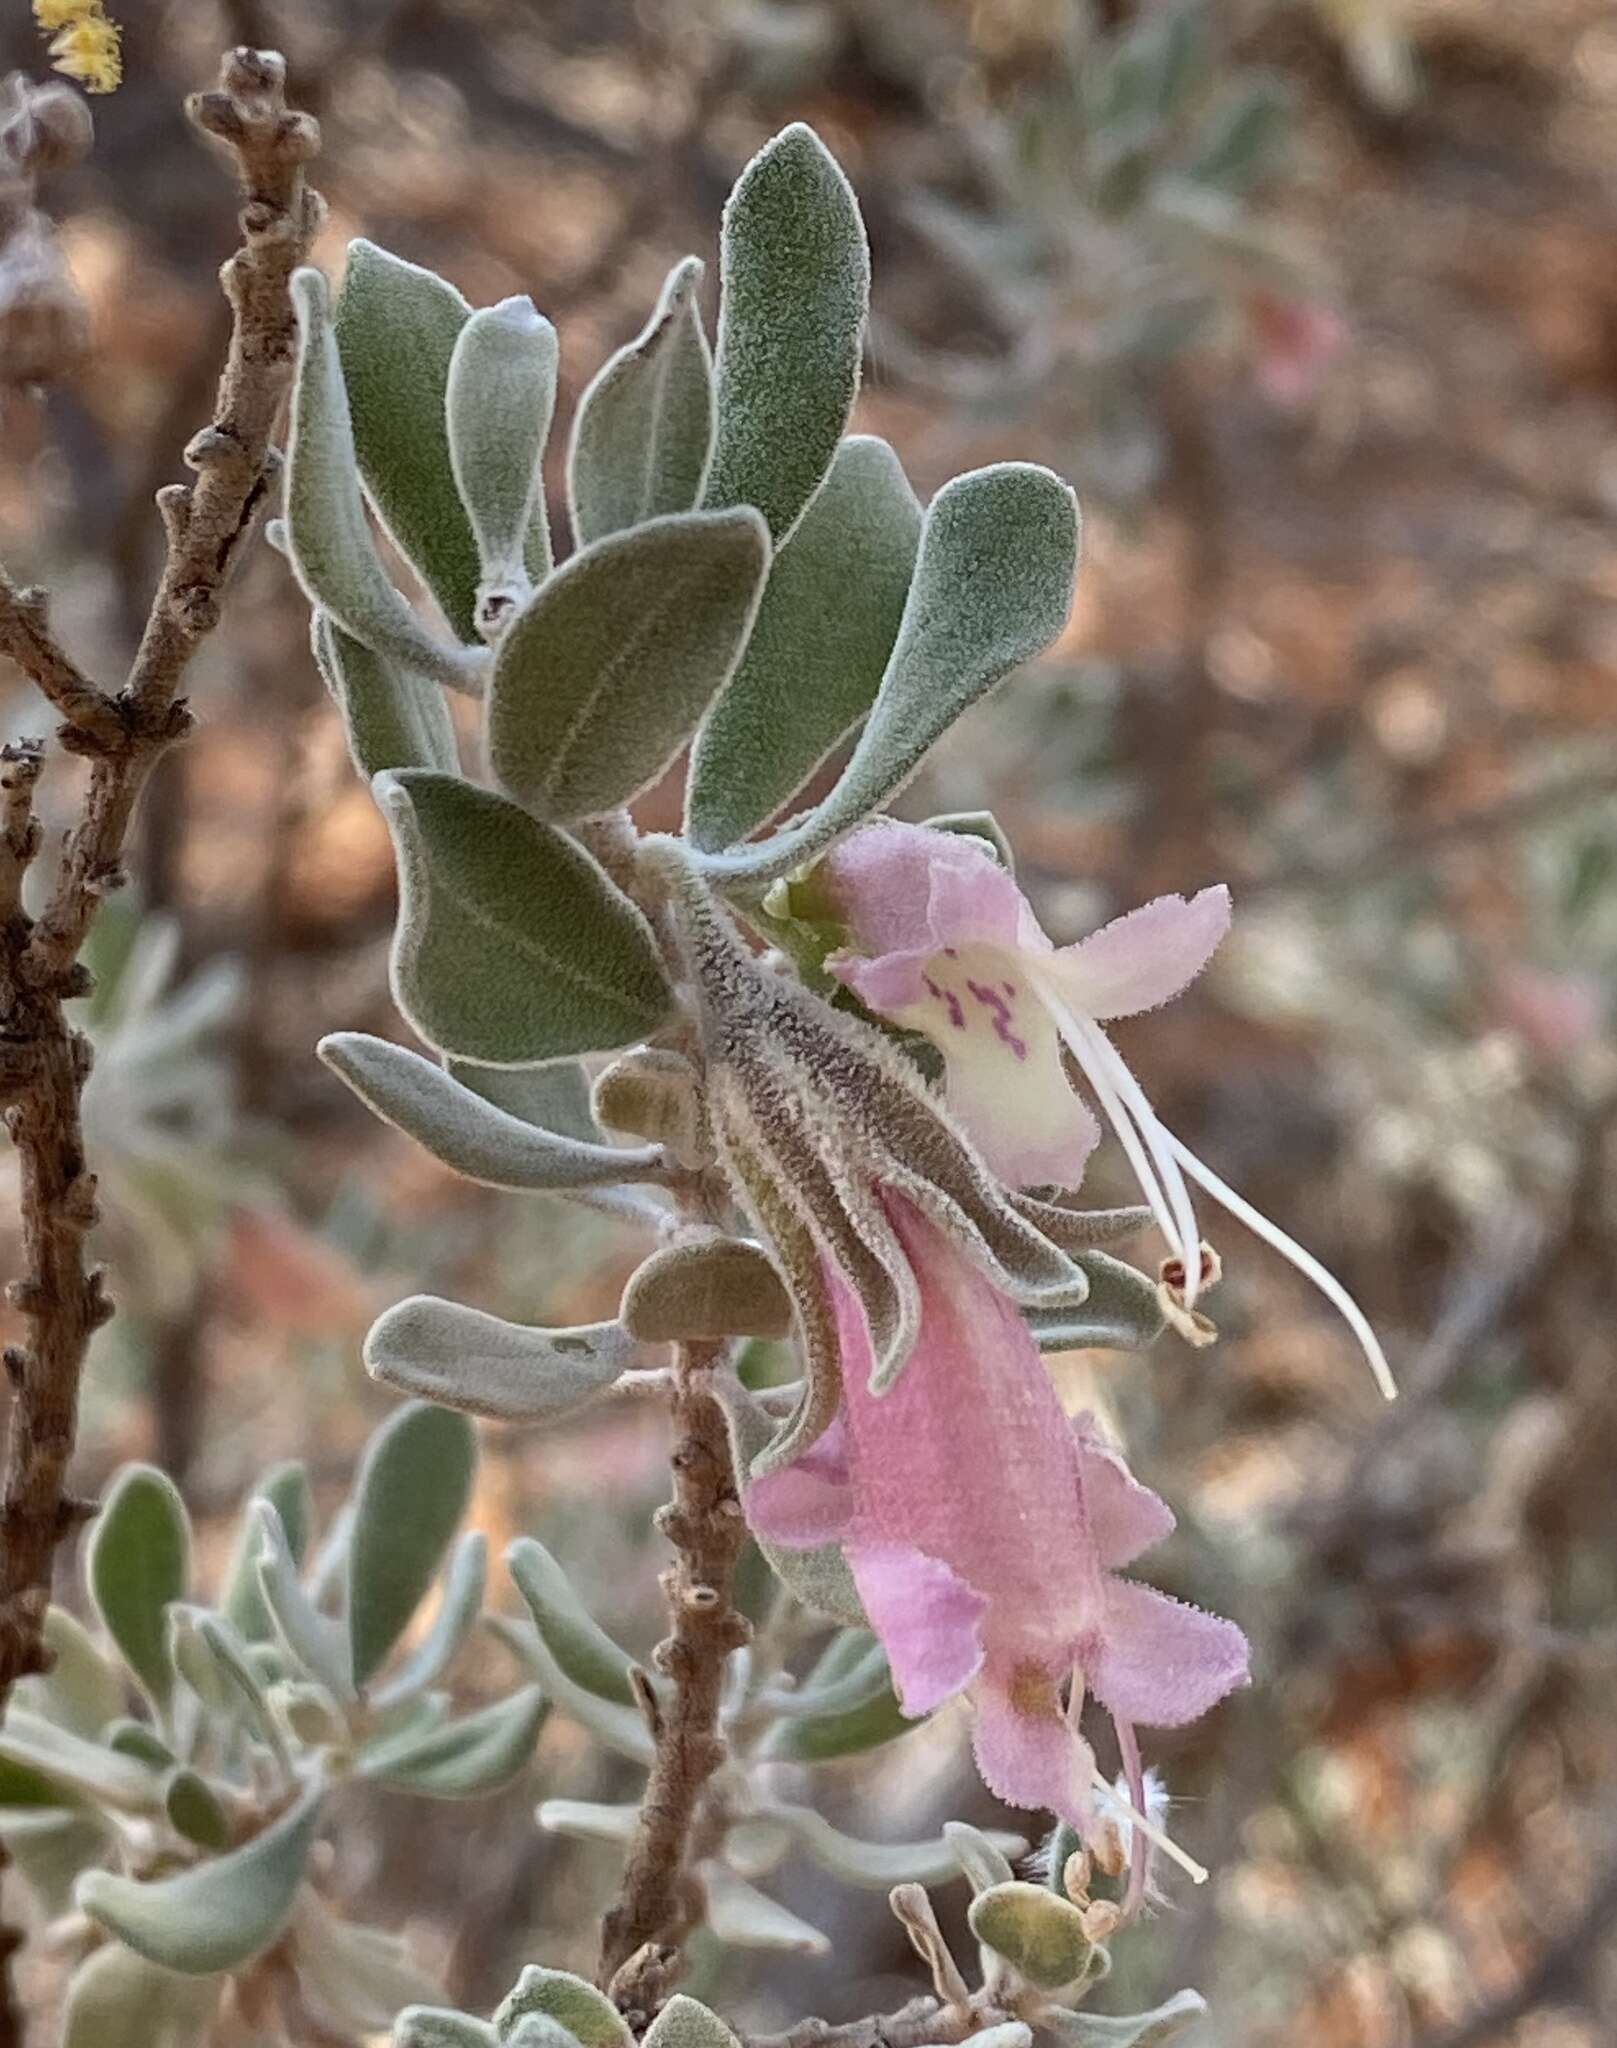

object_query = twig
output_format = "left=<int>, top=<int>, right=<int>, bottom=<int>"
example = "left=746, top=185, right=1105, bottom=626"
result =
left=597, top=1337, right=752, bottom=2004
left=0, top=50, right=319, bottom=2039
left=745, top=1996, right=983, bottom=2048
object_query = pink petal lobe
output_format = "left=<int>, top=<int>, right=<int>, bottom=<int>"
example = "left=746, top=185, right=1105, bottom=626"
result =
left=1072, top=1421, right=1176, bottom=1570
left=819, top=820, right=1028, bottom=960
left=1044, top=886, right=1231, bottom=1021
left=971, top=1653, right=1095, bottom=1830
left=846, top=1539, right=988, bottom=1716
left=745, top=1413, right=853, bottom=1548
left=1088, top=1578, right=1250, bottom=1728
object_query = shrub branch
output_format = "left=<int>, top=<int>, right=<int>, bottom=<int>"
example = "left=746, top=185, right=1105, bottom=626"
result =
left=0, top=50, right=319, bottom=2038
left=599, top=1336, right=752, bottom=2005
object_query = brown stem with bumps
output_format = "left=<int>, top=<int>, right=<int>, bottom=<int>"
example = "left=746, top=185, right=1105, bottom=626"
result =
left=598, top=1337, right=752, bottom=2008
left=0, top=52, right=319, bottom=2041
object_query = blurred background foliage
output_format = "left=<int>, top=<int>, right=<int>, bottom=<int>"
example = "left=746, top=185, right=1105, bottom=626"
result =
left=2, top=0, right=1615, bottom=2042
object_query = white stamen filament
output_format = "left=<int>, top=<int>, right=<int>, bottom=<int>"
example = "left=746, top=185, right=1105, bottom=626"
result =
left=1071, top=1018, right=1205, bottom=1309
left=1090, top=1768, right=1207, bottom=1885
left=1038, top=978, right=1203, bottom=1303
left=1163, top=1130, right=1398, bottom=1403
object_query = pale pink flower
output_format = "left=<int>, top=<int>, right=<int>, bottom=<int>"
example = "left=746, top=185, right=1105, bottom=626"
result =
left=748, top=1192, right=1249, bottom=1846
left=1245, top=291, right=1346, bottom=409
left=815, top=820, right=1394, bottom=1399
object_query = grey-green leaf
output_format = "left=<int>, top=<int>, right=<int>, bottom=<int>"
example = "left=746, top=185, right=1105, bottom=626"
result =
left=569, top=257, right=714, bottom=547
left=768, top=1803, right=1026, bottom=1889
left=348, top=1401, right=476, bottom=1686
left=755, top=1671, right=913, bottom=1764
left=493, top=1966, right=633, bottom=2048
left=489, top=1614, right=652, bottom=1762
left=61, top=1943, right=223, bottom=2048
left=700, top=1862, right=829, bottom=1954
left=702, top=464, right=1079, bottom=885
left=254, top=1504, right=353, bottom=1703
left=686, top=435, right=921, bottom=850
left=945, top=1819, right=1018, bottom=1895
left=287, top=269, right=482, bottom=690
left=370, top=1530, right=487, bottom=1708
left=366, top=1298, right=636, bottom=1424
left=620, top=1237, right=792, bottom=1343
left=86, top=1465, right=190, bottom=1718
left=1024, top=1249, right=1165, bottom=1352
left=704, top=124, right=868, bottom=543
left=0, top=1709, right=162, bottom=1812
left=1041, top=1992, right=1209, bottom=2048
left=334, top=240, right=480, bottom=642
left=221, top=1461, right=313, bottom=1644
left=505, top=1536, right=637, bottom=1706
left=13, top=1607, right=123, bottom=1739
left=164, top=1767, right=231, bottom=1851
left=643, top=1995, right=741, bottom=2048
left=313, top=610, right=460, bottom=779
left=318, top=1033, right=664, bottom=1192
left=359, top=1684, right=546, bottom=1798
left=487, top=508, right=768, bottom=820
left=377, top=771, right=674, bottom=1064
left=395, top=2011, right=498, bottom=2048
left=969, top=1881, right=1093, bottom=1992
left=448, top=1057, right=597, bottom=1140
left=76, top=1775, right=322, bottom=1975
left=446, top=296, right=557, bottom=592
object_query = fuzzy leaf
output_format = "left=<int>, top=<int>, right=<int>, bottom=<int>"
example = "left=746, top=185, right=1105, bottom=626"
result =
left=446, top=296, right=558, bottom=591
left=366, top=1297, right=636, bottom=1424
left=86, top=1465, right=190, bottom=1719
left=377, top=771, right=673, bottom=1065
left=535, top=1798, right=639, bottom=1844
left=592, top=1048, right=706, bottom=1166
left=359, top=1684, right=546, bottom=1798
left=494, top=1967, right=633, bottom=2048
left=507, top=2021, right=583, bottom=2048
left=288, top=1895, right=442, bottom=2034
left=313, top=610, right=460, bottom=779
left=0, top=1710, right=162, bottom=1812
left=700, top=1862, right=830, bottom=1954
left=76, top=1776, right=322, bottom=1975
left=254, top=1504, right=353, bottom=1702
left=505, top=1537, right=637, bottom=1707
left=969, top=1882, right=1093, bottom=1992
left=2, top=1808, right=108, bottom=1917
left=487, top=508, right=768, bottom=820
left=756, top=1669, right=913, bottom=1763
left=1041, top=1993, right=1209, bottom=2047
left=643, top=1996, right=742, bottom=2048
left=704, top=125, right=868, bottom=543
left=348, top=1401, right=475, bottom=1686
left=105, top=1720, right=174, bottom=1770
left=192, top=1615, right=287, bottom=1763
left=14, top=1607, right=123, bottom=1739
left=701, top=464, right=1079, bottom=885
left=945, top=1820, right=1018, bottom=1895
left=287, top=269, right=482, bottom=690
left=221, top=1461, right=313, bottom=1644
left=768, top=1803, right=1026, bottom=1889
left=1023, top=1250, right=1165, bottom=1351
left=490, top=1613, right=653, bottom=1761
left=620, top=1238, right=792, bottom=1343
left=712, top=1377, right=866, bottom=1627
left=450, top=1057, right=598, bottom=1140
left=335, top=240, right=480, bottom=641
left=61, top=1943, right=222, bottom=2048
left=395, top=2012, right=498, bottom=2048
left=371, top=1530, right=487, bottom=1708
left=569, top=256, right=714, bottom=546
left=164, top=1768, right=231, bottom=1851
left=319, top=1033, right=663, bottom=1192
left=686, top=436, right=921, bottom=850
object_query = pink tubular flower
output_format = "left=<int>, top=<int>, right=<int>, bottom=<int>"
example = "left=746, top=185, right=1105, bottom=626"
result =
left=815, top=820, right=1394, bottom=1399
left=748, top=1192, right=1249, bottom=1856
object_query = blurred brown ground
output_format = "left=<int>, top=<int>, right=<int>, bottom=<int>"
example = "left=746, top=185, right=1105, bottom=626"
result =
left=1, top=2, right=1615, bottom=2043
